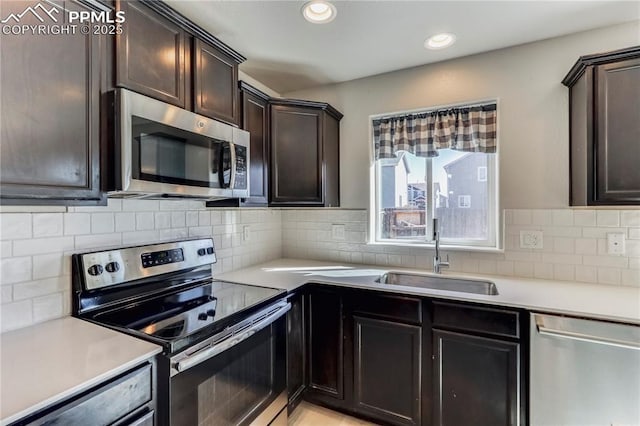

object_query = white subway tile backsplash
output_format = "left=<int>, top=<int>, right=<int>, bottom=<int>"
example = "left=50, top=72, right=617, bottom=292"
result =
left=122, top=199, right=158, bottom=212
left=597, top=268, right=621, bottom=285
left=1, top=202, right=282, bottom=332
left=629, top=229, right=640, bottom=240
left=171, top=212, right=186, bottom=228
left=575, top=239, right=597, bottom=255
left=553, top=264, right=575, bottom=281
left=573, top=210, right=597, bottom=227
left=32, top=292, right=64, bottom=323
left=552, top=210, right=573, bottom=226
left=1, top=257, right=32, bottom=285
left=575, top=265, right=598, bottom=283
left=75, top=233, right=122, bottom=250
left=91, top=213, right=115, bottom=234
left=64, top=213, right=91, bottom=235
left=115, top=212, right=136, bottom=232
left=0, top=241, right=12, bottom=258
left=33, top=213, right=63, bottom=237
left=621, top=269, right=640, bottom=286
left=32, top=253, right=66, bottom=280
left=1, top=286, right=12, bottom=303
left=13, top=236, right=74, bottom=256
left=531, top=210, right=552, bottom=226
left=154, top=212, right=171, bottom=229
left=1, top=299, right=33, bottom=332
left=13, top=276, right=66, bottom=300
left=621, top=211, right=640, bottom=227
left=596, top=210, right=620, bottom=227
left=513, top=210, right=532, bottom=225
left=136, top=212, right=155, bottom=230
left=1, top=213, right=32, bottom=240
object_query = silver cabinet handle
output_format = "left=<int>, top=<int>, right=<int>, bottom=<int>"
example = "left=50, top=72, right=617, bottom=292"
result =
left=536, top=317, right=640, bottom=351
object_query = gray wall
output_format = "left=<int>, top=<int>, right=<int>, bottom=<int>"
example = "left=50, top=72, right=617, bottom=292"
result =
left=284, top=21, right=640, bottom=209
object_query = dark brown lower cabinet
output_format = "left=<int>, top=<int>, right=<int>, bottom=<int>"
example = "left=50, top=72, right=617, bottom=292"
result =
left=287, top=291, right=306, bottom=413
left=353, top=316, right=421, bottom=426
left=297, top=287, right=526, bottom=426
left=305, top=287, right=345, bottom=408
left=432, top=330, right=520, bottom=426
left=12, top=361, right=156, bottom=426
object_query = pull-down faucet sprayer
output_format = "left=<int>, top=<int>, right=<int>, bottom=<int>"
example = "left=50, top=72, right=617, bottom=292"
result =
left=432, top=218, right=449, bottom=274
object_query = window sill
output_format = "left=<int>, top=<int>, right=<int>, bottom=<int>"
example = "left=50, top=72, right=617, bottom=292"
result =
left=367, top=240, right=504, bottom=254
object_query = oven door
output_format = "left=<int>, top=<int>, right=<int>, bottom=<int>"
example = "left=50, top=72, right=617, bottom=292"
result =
left=170, top=303, right=289, bottom=426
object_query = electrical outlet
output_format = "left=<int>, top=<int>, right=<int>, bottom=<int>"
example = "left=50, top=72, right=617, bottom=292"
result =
left=332, top=224, right=346, bottom=240
left=243, top=225, right=251, bottom=241
left=520, top=230, right=543, bottom=249
left=607, top=233, right=625, bottom=255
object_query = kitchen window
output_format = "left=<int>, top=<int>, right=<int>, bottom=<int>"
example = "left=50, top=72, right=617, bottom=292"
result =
left=370, top=101, right=499, bottom=249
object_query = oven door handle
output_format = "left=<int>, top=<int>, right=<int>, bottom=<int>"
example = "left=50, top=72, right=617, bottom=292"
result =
left=173, top=302, right=291, bottom=374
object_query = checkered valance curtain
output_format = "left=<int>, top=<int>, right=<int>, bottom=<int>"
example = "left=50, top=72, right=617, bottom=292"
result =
left=372, top=103, right=497, bottom=159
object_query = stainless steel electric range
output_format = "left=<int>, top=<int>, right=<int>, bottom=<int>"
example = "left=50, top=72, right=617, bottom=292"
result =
left=72, top=238, right=289, bottom=426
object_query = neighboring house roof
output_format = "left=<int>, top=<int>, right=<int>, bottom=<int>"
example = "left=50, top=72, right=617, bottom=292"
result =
left=379, top=151, right=411, bottom=174
left=442, top=152, right=473, bottom=172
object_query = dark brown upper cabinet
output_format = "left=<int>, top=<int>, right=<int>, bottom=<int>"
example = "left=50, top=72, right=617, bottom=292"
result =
left=269, top=99, right=342, bottom=207
left=0, top=0, right=107, bottom=205
left=116, top=0, right=186, bottom=108
left=240, top=82, right=270, bottom=205
left=194, top=39, right=239, bottom=125
left=563, top=46, right=640, bottom=205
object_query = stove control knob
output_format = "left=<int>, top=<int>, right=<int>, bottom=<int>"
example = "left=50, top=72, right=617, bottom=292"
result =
left=207, top=309, right=216, bottom=317
left=206, top=247, right=214, bottom=255
left=198, top=312, right=208, bottom=321
left=87, top=264, right=103, bottom=276
left=105, top=262, right=120, bottom=273
left=197, top=248, right=206, bottom=256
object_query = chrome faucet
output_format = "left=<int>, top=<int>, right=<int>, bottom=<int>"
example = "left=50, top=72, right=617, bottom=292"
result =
left=432, top=218, right=449, bottom=274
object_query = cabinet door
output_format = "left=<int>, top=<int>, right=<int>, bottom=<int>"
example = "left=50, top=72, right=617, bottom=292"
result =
left=595, top=58, right=640, bottom=203
left=432, top=329, right=520, bottom=426
left=287, top=292, right=306, bottom=412
left=353, top=316, right=421, bottom=426
left=323, top=112, right=340, bottom=207
left=116, top=0, right=185, bottom=107
left=270, top=105, right=323, bottom=206
left=240, top=85, right=269, bottom=205
left=193, top=39, right=239, bottom=125
left=0, top=0, right=104, bottom=205
left=306, top=288, right=344, bottom=405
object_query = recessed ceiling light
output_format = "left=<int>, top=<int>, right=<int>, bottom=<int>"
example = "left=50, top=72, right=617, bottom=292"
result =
left=424, top=33, right=456, bottom=50
left=302, top=0, right=337, bottom=24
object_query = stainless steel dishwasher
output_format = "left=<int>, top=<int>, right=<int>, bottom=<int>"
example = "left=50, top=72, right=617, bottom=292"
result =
left=530, top=313, right=640, bottom=426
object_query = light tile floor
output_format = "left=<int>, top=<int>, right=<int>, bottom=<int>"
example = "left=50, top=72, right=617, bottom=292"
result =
left=289, top=402, right=378, bottom=426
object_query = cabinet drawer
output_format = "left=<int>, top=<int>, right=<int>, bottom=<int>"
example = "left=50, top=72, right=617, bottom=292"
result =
left=350, top=292, right=422, bottom=324
left=432, top=301, right=520, bottom=338
left=23, top=363, right=153, bottom=426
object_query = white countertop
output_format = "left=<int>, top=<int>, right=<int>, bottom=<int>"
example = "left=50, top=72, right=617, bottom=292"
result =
left=217, top=258, right=640, bottom=325
left=0, top=317, right=162, bottom=425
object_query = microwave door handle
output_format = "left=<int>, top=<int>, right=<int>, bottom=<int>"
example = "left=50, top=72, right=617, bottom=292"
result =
left=229, top=143, right=237, bottom=189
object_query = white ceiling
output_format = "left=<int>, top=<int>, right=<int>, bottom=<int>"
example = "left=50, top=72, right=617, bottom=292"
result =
left=167, top=1, right=640, bottom=93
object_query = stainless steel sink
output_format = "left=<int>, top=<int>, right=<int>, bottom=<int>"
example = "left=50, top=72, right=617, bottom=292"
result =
left=376, top=272, right=499, bottom=295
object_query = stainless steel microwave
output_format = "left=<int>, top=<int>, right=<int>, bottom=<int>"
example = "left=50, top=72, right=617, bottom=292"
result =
left=110, top=89, right=249, bottom=200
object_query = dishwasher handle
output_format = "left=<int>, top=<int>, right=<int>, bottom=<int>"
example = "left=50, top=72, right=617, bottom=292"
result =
left=173, top=302, right=291, bottom=375
left=535, top=316, right=640, bottom=351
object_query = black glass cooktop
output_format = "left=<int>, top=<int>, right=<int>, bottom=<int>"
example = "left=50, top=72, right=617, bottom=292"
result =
left=92, top=280, right=284, bottom=353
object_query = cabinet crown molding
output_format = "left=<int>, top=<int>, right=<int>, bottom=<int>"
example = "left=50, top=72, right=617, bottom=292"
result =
left=562, top=45, right=640, bottom=87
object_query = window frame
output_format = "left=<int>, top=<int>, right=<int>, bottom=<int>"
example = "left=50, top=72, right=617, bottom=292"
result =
left=368, top=99, right=501, bottom=251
